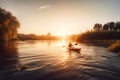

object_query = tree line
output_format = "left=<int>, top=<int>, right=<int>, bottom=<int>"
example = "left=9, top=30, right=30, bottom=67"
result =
left=93, top=21, right=120, bottom=31
left=18, top=33, right=62, bottom=40
left=0, top=7, right=20, bottom=41
left=77, top=21, right=120, bottom=42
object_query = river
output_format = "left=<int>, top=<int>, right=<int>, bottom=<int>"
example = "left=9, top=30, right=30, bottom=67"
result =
left=0, top=40, right=120, bottom=80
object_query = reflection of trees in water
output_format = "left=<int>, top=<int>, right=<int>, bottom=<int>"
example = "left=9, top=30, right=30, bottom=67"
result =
left=27, top=40, right=36, bottom=44
left=0, top=42, right=19, bottom=69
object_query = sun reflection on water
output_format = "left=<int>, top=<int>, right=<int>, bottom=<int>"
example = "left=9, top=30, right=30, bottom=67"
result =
left=61, top=39, right=67, bottom=47
left=60, top=53, right=70, bottom=63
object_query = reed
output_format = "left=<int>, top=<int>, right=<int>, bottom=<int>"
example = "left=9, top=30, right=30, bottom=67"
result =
left=108, top=40, right=120, bottom=52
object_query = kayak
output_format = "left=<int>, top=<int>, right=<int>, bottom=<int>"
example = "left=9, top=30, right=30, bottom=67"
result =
left=68, top=47, right=81, bottom=51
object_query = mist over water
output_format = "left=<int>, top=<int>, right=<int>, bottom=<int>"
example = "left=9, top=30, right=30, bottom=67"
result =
left=0, top=40, right=120, bottom=80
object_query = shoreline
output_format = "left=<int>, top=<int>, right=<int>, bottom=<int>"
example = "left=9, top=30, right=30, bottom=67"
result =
left=77, top=40, right=120, bottom=53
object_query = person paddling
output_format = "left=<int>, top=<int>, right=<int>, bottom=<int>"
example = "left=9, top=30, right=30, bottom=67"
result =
left=68, top=42, right=73, bottom=47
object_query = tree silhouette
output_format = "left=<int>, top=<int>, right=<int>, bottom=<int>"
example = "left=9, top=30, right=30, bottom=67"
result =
left=108, top=22, right=116, bottom=31
left=116, top=21, right=120, bottom=31
left=103, top=24, right=109, bottom=31
left=0, top=7, right=20, bottom=41
left=93, top=21, right=120, bottom=32
left=93, top=23, right=102, bottom=31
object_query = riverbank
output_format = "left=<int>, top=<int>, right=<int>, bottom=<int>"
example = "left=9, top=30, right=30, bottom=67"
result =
left=108, top=40, right=120, bottom=52
left=76, top=31, right=120, bottom=53
left=77, top=40, right=120, bottom=53
left=78, top=40, right=116, bottom=46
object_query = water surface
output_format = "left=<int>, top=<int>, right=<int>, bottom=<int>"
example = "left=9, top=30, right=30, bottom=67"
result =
left=0, top=40, right=120, bottom=80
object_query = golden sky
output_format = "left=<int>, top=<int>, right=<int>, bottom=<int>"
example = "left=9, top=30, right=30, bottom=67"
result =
left=0, top=0, right=120, bottom=36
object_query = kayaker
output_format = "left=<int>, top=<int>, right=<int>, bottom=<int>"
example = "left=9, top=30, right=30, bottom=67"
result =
left=68, top=42, right=73, bottom=47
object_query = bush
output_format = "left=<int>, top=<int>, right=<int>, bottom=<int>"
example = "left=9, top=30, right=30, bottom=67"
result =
left=77, top=31, right=120, bottom=42
left=108, top=40, right=120, bottom=52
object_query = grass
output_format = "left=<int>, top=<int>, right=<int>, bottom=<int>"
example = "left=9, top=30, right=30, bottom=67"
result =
left=108, top=40, right=120, bottom=52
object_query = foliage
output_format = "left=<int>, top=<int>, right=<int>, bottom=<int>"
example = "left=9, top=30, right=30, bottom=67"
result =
left=77, top=31, right=120, bottom=42
left=0, top=7, right=20, bottom=41
left=108, top=40, right=120, bottom=52
left=93, top=23, right=102, bottom=31
left=77, top=21, right=120, bottom=42
left=18, top=33, right=61, bottom=40
left=93, top=21, right=120, bottom=31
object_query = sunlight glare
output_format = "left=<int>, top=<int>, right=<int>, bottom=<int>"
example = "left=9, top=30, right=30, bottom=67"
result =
left=56, top=28, right=68, bottom=39
left=61, top=39, right=67, bottom=47
left=60, top=33, right=67, bottom=39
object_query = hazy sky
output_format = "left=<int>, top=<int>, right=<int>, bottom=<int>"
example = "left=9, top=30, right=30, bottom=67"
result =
left=0, top=0, right=120, bottom=35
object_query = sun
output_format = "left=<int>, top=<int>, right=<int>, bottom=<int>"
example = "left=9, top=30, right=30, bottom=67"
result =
left=57, top=32, right=67, bottom=39
left=61, top=34, right=66, bottom=39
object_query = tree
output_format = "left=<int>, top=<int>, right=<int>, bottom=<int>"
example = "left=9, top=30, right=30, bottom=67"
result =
left=116, top=21, right=120, bottom=31
left=93, top=23, right=102, bottom=31
left=0, top=7, right=20, bottom=41
left=47, top=33, right=52, bottom=37
left=103, top=24, right=109, bottom=31
left=108, top=22, right=116, bottom=31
